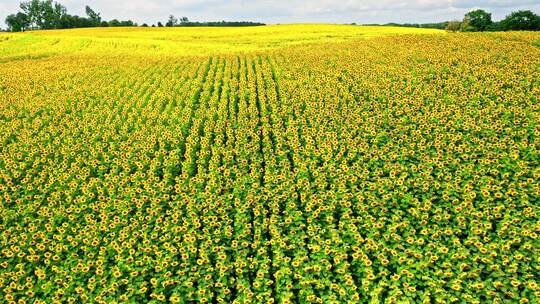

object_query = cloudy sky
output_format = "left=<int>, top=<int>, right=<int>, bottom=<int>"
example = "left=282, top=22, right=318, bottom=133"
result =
left=2, top=0, right=540, bottom=28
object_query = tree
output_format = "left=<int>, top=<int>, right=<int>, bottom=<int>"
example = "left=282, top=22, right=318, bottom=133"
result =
left=20, top=0, right=41, bottom=29
left=488, top=21, right=503, bottom=31
left=166, top=15, right=177, bottom=27
left=462, top=9, right=492, bottom=31
left=179, top=16, right=189, bottom=24
left=51, top=2, right=67, bottom=28
left=41, top=0, right=60, bottom=29
left=109, top=19, right=120, bottom=27
left=119, top=20, right=135, bottom=26
left=19, top=0, right=66, bottom=30
left=107, top=19, right=135, bottom=27
left=500, top=10, right=540, bottom=31
left=446, top=21, right=462, bottom=32
left=85, top=5, right=101, bottom=26
left=58, top=14, right=92, bottom=29
left=5, top=12, right=30, bottom=32
left=6, top=0, right=265, bottom=31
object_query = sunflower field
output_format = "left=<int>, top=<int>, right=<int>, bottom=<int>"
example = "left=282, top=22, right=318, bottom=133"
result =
left=0, top=25, right=539, bottom=304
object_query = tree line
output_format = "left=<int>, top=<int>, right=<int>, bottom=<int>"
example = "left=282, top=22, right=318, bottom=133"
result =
left=5, top=2, right=537, bottom=33
left=159, top=15, right=264, bottom=28
left=445, top=9, right=540, bottom=32
left=5, top=0, right=136, bottom=32
left=3, top=1, right=265, bottom=32
left=367, top=9, right=540, bottom=32
left=365, top=22, right=450, bottom=30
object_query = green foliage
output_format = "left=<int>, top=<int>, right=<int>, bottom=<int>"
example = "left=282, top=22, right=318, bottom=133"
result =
left=370, top=8, right=540, bottom=33
left=107, top=19, right=136, bottom=27
left=6, top=0, right=136, bottom=32
left=19, top=0, right=40, bottom=29
left=500, top=10, right=540, bottom=31
left=5, top=12, right=29, bottom=32
left=166, top=15, right=178, bottom=27
left=85, top=5, right=101, bottom=27
left=368, top=22, right=449, bottom=29
left=162, top=15, right=265, bottom=27
left=445, top=21, right=461, bottom=32
left=19, top=0, right=66, bottom=30
left=462, top=9, right=493, bottom=32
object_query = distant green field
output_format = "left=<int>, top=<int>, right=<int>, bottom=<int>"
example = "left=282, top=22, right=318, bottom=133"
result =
left=1, top=25, right=539, bottom=304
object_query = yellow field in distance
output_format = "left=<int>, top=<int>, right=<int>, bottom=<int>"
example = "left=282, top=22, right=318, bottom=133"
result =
left=0, top=24, right=443, bottom=60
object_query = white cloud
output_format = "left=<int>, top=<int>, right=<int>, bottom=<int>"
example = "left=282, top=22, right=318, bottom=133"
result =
left=1, top=0, right=539, bottom=29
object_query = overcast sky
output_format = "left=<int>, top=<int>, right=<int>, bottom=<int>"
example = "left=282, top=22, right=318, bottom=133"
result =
left=2, top=0, right=540, bottom=28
